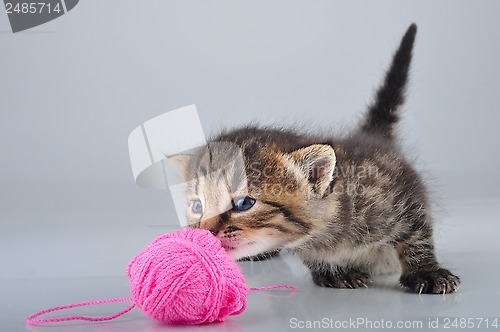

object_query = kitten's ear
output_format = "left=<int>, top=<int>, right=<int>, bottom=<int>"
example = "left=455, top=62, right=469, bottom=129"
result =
left=287, top=144, right=336, bottom=196
left=167, top=154, right=192, bottom=179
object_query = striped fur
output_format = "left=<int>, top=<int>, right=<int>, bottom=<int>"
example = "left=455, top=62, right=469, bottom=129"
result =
left=173, top=24, right=460, bottom=294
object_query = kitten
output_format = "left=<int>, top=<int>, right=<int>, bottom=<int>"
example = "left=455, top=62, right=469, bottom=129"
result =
left=170, top=24, right=460, bottom=294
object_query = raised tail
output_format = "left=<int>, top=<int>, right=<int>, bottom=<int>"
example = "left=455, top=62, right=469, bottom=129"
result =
left=360, top=24, right=417, bottom=140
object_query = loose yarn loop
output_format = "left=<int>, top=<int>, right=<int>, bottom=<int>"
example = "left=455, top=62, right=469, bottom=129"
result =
left=127, top=228, right=249, bottom=325
left=26, top=228, right=296, bottom=326
left=26, top=298, right=135, bottom=325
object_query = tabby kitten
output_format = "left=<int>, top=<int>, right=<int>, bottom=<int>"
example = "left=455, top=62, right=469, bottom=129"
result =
left=170, top=24, right=460, bottom=294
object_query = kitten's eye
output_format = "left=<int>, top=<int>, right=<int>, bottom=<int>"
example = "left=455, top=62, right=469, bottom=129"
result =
left=191, top=199, right=203, bottom=214
left=233, top=196, right=256, bottom=212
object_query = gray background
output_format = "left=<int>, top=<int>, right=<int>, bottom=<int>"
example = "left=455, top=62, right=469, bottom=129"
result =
left=1, top=1, right=499, bottom=331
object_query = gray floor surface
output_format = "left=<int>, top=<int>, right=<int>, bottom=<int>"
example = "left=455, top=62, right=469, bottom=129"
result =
left=1, top=182, right=499, bottom=331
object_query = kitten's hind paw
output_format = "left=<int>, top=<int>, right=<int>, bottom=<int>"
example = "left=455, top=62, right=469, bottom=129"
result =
left=312, top=269, right=371, bottom=289
left=400, top=268, right=461, bottom=294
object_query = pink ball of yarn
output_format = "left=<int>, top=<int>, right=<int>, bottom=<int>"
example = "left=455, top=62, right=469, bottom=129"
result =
left=127, top=228, right=249, bottom=325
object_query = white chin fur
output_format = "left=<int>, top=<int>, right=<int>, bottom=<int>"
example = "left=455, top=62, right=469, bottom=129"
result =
left=227, top=240, right=277, bottom=261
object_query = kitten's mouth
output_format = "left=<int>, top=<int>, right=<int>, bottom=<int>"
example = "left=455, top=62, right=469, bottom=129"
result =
left=218, top=236, right=256, bottom=259
left=219, top=237, right=240, bottom=252
left=219, top=236, right=266, bottom=260
left=221, top=244, right=236, bottom=251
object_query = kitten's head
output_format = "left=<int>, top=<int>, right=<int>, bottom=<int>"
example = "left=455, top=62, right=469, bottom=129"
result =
left=169, top=141, right=336, bottom=260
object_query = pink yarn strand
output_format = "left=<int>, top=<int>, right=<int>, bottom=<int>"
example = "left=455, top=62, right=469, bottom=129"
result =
left=26, top=298, right=135, bottom=325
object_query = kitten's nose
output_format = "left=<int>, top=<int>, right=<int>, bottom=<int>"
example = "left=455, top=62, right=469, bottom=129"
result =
left=200, top=216, right=221, bottom=236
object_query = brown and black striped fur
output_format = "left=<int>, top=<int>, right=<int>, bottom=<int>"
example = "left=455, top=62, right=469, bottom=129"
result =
left=170, top=24, right=460, bottom=294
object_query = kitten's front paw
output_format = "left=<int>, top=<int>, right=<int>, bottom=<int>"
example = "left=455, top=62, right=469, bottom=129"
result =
left=312, top=269, right=371, bottom=289
left=400, top=268, right=461, bottom=294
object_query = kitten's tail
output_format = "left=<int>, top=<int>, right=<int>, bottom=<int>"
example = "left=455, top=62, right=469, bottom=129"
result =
left=360, top=23, right=417, bottom=141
